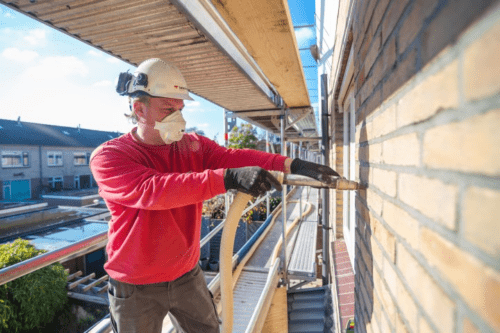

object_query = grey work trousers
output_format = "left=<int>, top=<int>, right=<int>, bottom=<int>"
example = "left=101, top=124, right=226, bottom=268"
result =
left=108, top=264, right=220, bottom=333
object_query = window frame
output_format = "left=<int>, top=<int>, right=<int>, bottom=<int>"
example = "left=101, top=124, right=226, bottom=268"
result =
left=73, top=152, right=91, bottom=166
left=48, top=176, right=64, bottom=191
left=342, top=91, right=356, bottom=272
left=1, top=151, right=30, bottom=168
left=47, top=151, right=63, bottom=167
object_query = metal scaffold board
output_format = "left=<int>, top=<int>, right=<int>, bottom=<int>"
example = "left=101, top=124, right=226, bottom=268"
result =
left=245, top=190, right=305, bottom=269
left=287, top=188, right=318, bottom=281
left=231, top=270, right=269, bottom=333
left=287, top=220, right=317, bottom=280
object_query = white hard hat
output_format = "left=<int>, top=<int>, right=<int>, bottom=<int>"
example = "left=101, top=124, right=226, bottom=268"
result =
left=123, top=58, right=193, bottom=100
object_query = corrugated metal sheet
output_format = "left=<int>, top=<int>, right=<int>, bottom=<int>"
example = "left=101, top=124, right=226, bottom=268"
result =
left=288, top=286, right=335, bottom=333
left=1, top=0, right=316, bottom=136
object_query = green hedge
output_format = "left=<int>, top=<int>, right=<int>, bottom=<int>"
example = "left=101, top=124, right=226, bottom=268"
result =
left=0, top=239, right=68, bottom=332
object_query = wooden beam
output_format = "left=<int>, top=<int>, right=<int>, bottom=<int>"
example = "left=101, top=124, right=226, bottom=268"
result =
left=211, top=0, right=310, bottom=108
left=285, top=136, right=322, bottom=142
left=261, top=287, right=288, bottom=333
left=230, top=110, right=283, bottom=117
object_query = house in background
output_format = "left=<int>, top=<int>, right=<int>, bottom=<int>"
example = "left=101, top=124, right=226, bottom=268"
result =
left=0, top=118, right=122, bottom=201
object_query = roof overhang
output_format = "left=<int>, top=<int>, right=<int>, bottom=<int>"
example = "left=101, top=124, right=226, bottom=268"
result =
left=1, top=0, right=317, bottom=136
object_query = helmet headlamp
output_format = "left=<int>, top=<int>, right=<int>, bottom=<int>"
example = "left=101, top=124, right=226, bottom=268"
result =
left=116, top=58, right=193, bottom=100
left=116, top=71, right=133, bottom=96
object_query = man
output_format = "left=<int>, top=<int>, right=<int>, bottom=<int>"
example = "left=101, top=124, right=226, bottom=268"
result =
left=90, top=58, right=340, bottom=333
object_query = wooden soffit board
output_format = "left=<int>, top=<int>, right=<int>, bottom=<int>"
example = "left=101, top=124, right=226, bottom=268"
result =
left=210, top=0, right=311, bottom=108
left=1, top=0, right=278, bottom=114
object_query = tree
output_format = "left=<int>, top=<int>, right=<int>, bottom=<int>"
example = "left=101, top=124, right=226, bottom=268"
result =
left=228, top=123, right=258, bottom=149
left=185, top=126, right=206, bottom=136
left=256, top=129, right=280, bottom=144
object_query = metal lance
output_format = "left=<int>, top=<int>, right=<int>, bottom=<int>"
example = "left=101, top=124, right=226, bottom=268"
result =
left=279, top=174, right=364, bottom=190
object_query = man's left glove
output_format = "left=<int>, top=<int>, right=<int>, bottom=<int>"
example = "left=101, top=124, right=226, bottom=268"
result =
left=290, top=158, right=341, bottom=185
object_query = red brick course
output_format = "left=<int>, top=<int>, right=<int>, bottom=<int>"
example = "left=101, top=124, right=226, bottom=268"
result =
left=333, top=240, right=355, bottom=330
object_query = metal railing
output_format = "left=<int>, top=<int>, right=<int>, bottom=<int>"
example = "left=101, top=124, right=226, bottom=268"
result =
left=200, top=191, right=275, bottom=248
left=0, top=230, right=107, bottom=286
left=0, top=190, right=274, bottom=287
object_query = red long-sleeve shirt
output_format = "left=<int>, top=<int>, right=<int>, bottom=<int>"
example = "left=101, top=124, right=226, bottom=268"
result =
left=90, top=130, right=287, bottom=284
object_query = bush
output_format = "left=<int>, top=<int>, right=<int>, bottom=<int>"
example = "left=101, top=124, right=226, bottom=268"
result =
left=0, top=239, right=68, bottom=332
left=269, top=197, right=281, bottom=212
left=203, top=195, right=282, bottom=224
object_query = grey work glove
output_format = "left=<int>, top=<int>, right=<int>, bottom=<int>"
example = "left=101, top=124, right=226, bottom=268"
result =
left=290, top=158, right=341, bottom=185
left=224, top=167, right=283, bottom=197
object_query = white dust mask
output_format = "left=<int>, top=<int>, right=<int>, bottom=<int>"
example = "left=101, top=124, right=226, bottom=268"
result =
left=154, top=110, right=186, bottom=144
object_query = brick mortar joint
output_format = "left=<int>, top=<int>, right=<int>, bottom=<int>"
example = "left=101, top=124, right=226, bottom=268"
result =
left=353, top=0, right=414, bottom=89
left=359, top=96, right=500, bottom=149
left=372, top=241, right=448, bottom=333
left=358, top=183, right=500, bottom=272
left=356, top=7, right=500, bottom=136
left=357, top=194, right=500, bottom=327
left=357, top=187, right=500, bottom=269
left=355, top=158, right=500, bottom=190
left=368, top=259, right=402, bottom=332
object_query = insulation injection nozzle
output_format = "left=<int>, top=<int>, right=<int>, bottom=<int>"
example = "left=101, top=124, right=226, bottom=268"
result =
left=272, top=172, right=364, bottom=190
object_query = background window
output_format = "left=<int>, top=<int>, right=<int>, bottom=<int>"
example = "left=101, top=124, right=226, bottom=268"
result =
left=1, top=151, right=29, bottom=168
left=343, top=92, right=356, bottom=271
left=48, top=177, right=63, bottom=191
left=47, top=151, right=63, bottom=166
left=74, top=152, right=91, bottom=165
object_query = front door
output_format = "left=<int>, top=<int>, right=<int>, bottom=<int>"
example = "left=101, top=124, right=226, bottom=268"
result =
left=10, top=180, right=31, bottom=201
left=3, top=184, right=11, bottom=200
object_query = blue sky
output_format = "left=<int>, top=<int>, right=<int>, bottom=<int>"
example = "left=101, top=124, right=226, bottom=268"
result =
left=0, top=1, right=317, bottom=143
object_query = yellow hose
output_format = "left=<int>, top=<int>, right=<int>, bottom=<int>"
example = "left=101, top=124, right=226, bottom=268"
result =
left=220, top=191, right=252, bottom=333
left=219, top=171, right=312, bottom=333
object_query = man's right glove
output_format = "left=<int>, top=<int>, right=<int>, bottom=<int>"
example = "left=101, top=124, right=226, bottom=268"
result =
left=224, top=167, right=283, bottom=197
left=290, top=158, right=341, bottom=185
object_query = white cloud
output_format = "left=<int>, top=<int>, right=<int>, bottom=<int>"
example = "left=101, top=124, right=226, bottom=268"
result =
left=0, top=27, right=12, bottom=34
left=24, top=56, right=88, bottom=79
left=295, top=28, right=314, bottom=47
left=1, top=62, right=134, bottom=134
left=93, top=80, right=113, bottom=87
left=197, top=123, right=209, bottom=128
left=24, top=29, right=47, bottom=46
left=2, top=47, right=39, bottom=62
left=0, top=6, right=14, bottom=18
left=183, top=100, right=202, bottom=112
left=185, top=100, right=200, bottom=107
left=88, top=50, right=103, bottom=57
left=107, top=57, right=121, bottom=64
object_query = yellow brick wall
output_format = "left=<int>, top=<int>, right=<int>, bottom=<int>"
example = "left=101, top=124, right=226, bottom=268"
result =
left=329, top=0, right=500, bottom=332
